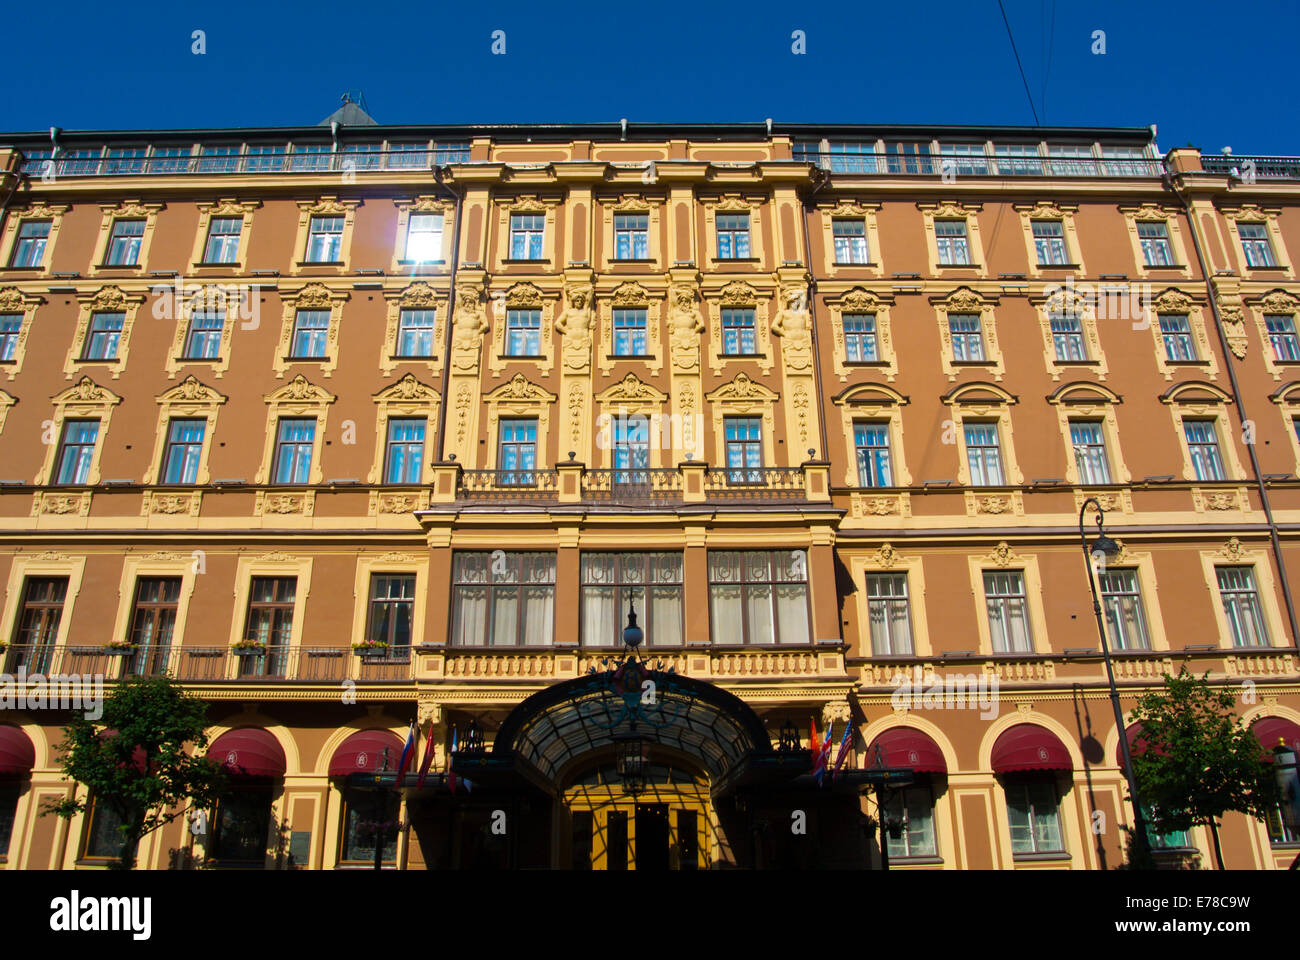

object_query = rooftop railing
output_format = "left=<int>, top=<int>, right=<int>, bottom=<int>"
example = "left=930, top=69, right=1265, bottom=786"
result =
left=14, top=146, right=471, bottom=178
left=1200, top=154, right=1300, bottom=180
left=795, top=150, right=1162, bottom=178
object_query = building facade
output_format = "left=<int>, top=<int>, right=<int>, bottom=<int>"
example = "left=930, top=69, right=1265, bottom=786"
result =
left=0, top=120, right=1298, bottom=870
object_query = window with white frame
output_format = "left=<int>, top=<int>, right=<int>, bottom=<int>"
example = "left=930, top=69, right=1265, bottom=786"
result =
left=509, top=214, right=545, bottom=260
left=1050, top=313, right=1087, bottom=361
left=0, top=314, right=21, bottom=361
left=842, top=314, right=877, bottom=362
left=721, top=308, right=757, bottom=355
left=1032, top=220, right=1069, bottom=265
left=203, top=217, right=243, bottom=264
left=612, top=308, right=648, bottom=356
left=1005, top=779, right=1065, bottom=855
left=396, top=309, right=436, bottom=357
left=504, top=308, right=542, bottom=356
left=964, top=421, right=1005, bottom=485
left=707, top=550, right=810, bottom=645
left=1098, top=569, right=1151, bottom=650
left=160, top=418, right=205, bottom=484
left=497, top=417, right=538, bottom=485
left=1159, top=315, right=1196, bottom=361
left=935, top=220, right=971, bottom=265
left=866, top=572, right=912, bottom=655
left=383, top=418, right=425, bottom=484
left=82, top=313, right=124, bottom=360
left=105, top=220, right=145, bottom=266
left=832, top=219, right=869, bottom=264
left=9, top=221, right=51, bottom=268
left=716, top=213, right=751, bottom=259
left=1184, top=419, right=1226, bottom=481
left=723, top=417, right=763, bottom=484
left=853, top=421, right=892, bottom=487
left=272, top=418, right=315, bottom=484
left=54, top=419, right=99, bottom=485
left=984, top=570, right=1033, bottom=652
left=451, top=551, right=556, bottom=647
left=613, top=214, right=649, bottom=260
left=1266, top=315, right=1300, bottom=362
left=1216, top=566, right=1270, bottom=647
left=405, top=213, right=443, bottom=262
left=581, top=553, right=683, bottom=647
left=1137, top=221, right=1174, bottom=266
left=883, top=784, right=937, bottom=858
left=1069, top=420, right=1111, bottom=485
left=305, top=216, right=343, bottom=262
left=290, top=309, right=329, bottom=358
left=948, top=314, right=985, bottom=362
left=1238, top=222, right=1278, bottom=268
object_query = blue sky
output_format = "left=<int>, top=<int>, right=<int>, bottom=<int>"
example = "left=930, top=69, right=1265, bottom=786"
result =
left=4, top=0, right=1298, bottom=154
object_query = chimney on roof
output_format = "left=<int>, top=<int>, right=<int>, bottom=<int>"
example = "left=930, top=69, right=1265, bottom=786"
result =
left=319, top=92, right=377, bottom=127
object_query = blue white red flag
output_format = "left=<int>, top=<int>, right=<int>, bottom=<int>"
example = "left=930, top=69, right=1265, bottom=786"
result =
left=813, top=721, right=833, bottom=785
left=395, top=721, right=417, bottom=783
left=416, top=718, right=438, bottom=788
left=831, top=722, right=853, bottom=780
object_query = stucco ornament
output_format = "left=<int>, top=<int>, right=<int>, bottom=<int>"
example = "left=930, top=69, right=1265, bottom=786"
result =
left=450, top=282, right=489, bottom=372
left=554, top=282, right=594, bottom=372
left=668, top=283, right=705, bottom=371
left=771, top=284, right=812, bottom=371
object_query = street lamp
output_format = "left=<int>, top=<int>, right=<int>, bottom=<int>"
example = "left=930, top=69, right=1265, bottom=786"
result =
left=1079, top=497, right=1152, bottom=866
left=614, top=595, right=648, bottom=795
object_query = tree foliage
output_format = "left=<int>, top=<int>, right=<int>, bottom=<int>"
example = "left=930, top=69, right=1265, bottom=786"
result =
left=42, top=674, right=228, bottom=869
left=1128, top=667, right=1278, bottom=868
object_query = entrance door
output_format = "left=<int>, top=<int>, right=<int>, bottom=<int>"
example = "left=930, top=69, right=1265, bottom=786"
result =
left=634, top=803, right=670, bottom=871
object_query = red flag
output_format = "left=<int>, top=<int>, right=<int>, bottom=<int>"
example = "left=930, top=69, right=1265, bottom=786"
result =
left=809, top=716, right=821, bottom=763
left=416, top=719, right=438, bottom=789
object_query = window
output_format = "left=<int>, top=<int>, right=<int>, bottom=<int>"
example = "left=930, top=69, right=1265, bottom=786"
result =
left=338, top=787, right=399, bottom=865
left=940, top=142, right=990, bottom=175
left=1101, top=145, right=1152, bottom=176
left=8, top=577, right=67, bottom=674
left=707, top=550, right=810, bottom=645
left=1266, top=315, right=1300, bottom=362
left=241, top=577, right=295, bottom=676
left=1006, top=779, right=1064, bottom=855
left=1159, top=315, right=1196, bottom=361
left=613, top=213, right=649, bottom=260
left=723, top=417, right=763, bottom=483
left=948, top=314, right=985, bottom=361
left=209, top=786, right=273, bottom=864
left=81, top=794, right=131, bottom=861
left=161, top=418, right=205, bottom=484
left=1032, top=220, right=1069, bottom=265
left=184, top=311, right=225, bottom=360
left=984, top=571, right=1033, bottom=652
left=886, top=141, right=932, bottom=173
left=405, top=213, right=443, bottom=262
left=1069, top=420, right=1111, bottom=485
left=104, top=220, right=145, bottom=267
left=1050, top=313, right=1087, bottom=361
left=147, top=146, right=192, bottom=174
left=289, top=144, right=331, bottom=172
left=10, top=221, right=50, bottom=268
left=197, top=145, right=241, bottom=173
left=1047, top=144, right=1094, bottom=177
left=272, top=418, right=315, bottom=484
left=1184, top=419, right=1226, bottom=481
left=716, top=213, right=751, bottom=259
left=1137, top=221, right=1174, bottom=266
left=203, top=217, right=243, bottom=264
left=854, top=422, right=893, bottom=488
left=0, top=781, right=18, bottom=859
left=994, top=144, right=1042, bottom=176
left=612, top=308, right=648, bottom=356
left=883, top=784, right=937, bottom=859
left=368, top=574, right=415, bottom=654
left=504, top=309, right=541, bottom=356
left=612, top=415, right=649, bottom=480
left=842, top=314, right=877, bottom=362
left=866, top=573, right=912, bottom=655
left=290, top=309, right=329, bottom=358
left=1098, top=569, right=1150, bottom=651
left=1238, top=222, right=1277, bottom=268
left=509, top=214, right=545, bottom=260
left=964, top=422, right=1004, bottom=486
left=55, top=419, right=99, bottom=484
left=305, top=216, right=343, bottom=263
left=721, top=308, right=756, bottom=355
left=396, top=309, right=436, bottom=358
left=498, top=418, right=538, bottom=485
left=450, top=552, right=556, bottom=646
left=833, top=219, right=869, bottom=264
left=1141, top=804, right=1192, bottom=851
left=0, top=315, right=20, bottom=362
left=126, top=577, right=181, bottom=677
left=581, top=553, right=683, bottom=647
left=82, top=312, right=124, bottom=360
left=386, top=142, right=429, bottom=169
left=383, top=418, right=425, bottom=484
left=1216, top=566, right=1269, bottom=647
left=935, top=220, right=971, bottom=265
left=245, top=144, right=286, bottom=172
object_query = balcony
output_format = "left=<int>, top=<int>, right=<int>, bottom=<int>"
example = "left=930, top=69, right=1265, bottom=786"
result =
left=13, top=146, right=471, bottom=179
left=1201, top=154, right=1300, bottom=180
left=796, top=151, right=1163, bottom=179
left=444, top=461, right=829, bottom=507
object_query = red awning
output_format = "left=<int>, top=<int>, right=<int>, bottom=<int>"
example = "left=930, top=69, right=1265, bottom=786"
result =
left=329, top=729, right=404, bottom=777
left=867, top=727, right=947, bottom=774
left=991, top=724, right=1072, bottom=773
left=0, top=726, right=35, bottom=775
left=208, top=728, right=286, bottom=778
left=1115, top=723, right=1167, bottom=767
left=1252, top=717, right=1300, bottom=760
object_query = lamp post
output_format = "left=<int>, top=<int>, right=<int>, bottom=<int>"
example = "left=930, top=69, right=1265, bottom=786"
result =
left=372, top=746, right=391, bottom=872
left=1079, top=497, right=1151, bottom=867
left=614, top=593, right=648, bottom=796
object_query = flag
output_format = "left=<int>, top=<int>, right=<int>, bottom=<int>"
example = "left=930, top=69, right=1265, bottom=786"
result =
left=831, top=722, right=853, bottom=780
left=815, top=721, right=836, bottom=786
left=395, top=721, right=417, bottom=783
left=446, top=726, right=459, bottom=795
left=812, top=719, right=829, bottom=784
left=415, top=718, right=438, bottom=789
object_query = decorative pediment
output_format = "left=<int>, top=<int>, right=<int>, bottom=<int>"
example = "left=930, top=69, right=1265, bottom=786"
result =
left=1016, top=201, right=1072, bottom=219
left=53, top=377, right=122, bottom=406
left=1229, top=205, right=1271, bottom=224
left=1270, top=381, right=1300, bottom=405
left=298, top=196, right=356, bottom=216
left=285, top=281, right=348, bottom=307
left=836, top=287, right=887, bottom=312
left=265, top=375, right=335, bottom=404
left=0, top=286, right=41, bottom=311
left=595, top=373, right=667, bottom=405
left=833, top=383, right=909, bottom=406
left=1219, top=537, right=1248, bottom=561
left=391, top=281, right=440, bottom=307
left=935, top=286, right=991, bottom=312
left=398, top=195, right=451, bottom=214
left=608, top=195, right=653, bottom=213
left=610, top=282, right=651, bottom=306
left=374, top=373, right=439, bottom=403
left=99, top=199, right=163, bottom=218
left=925, top=200, right=981, bottom=219
left=484, top=373, right=556, bottom=404
left=1047, top=381, right=1122, bottom=406
left=80, top=285, right=143, bottom=311
left=1160, top=380, right=1233, bottom=405
left=1152, top=288, right=1196, bottom=313
left=717, top=281, right=760, bottom=306
left=942, top=381, right=1018, bottom=406
left=1256, top=289, right=1300, bottom=313
left=157, top=376, right=226, bottom=405
left=1124, top=203, right=1174, bottom=223
left=871, top=543, right=900, bottom=569
left=1041, top=286, right=1094, bottom=319
left=705, top=372, right=779, bottom=404
left=826, top=200, right=874, bottom=218
left=503, top=282, right=546, bottom=308
left=503, top=195, right=549, bottom=214
left=199, top=197, right=261, bottom=217
left=711, top=195, right=753, bottom=213
left=13, top=201, right=69, bottom=220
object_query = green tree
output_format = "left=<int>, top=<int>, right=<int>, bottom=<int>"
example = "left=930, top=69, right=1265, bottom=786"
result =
left=1128, top=667, right=1277, bottom=869
left=42, top=674, right=228, bottom=869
